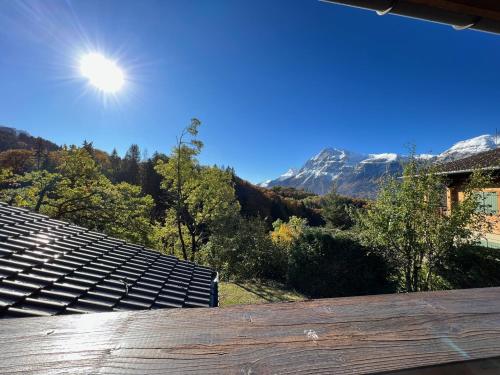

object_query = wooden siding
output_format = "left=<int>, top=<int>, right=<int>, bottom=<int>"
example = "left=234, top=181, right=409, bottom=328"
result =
left=447, top=186, right=500, bottom=237
left=1, top=287, right=500, bottom=374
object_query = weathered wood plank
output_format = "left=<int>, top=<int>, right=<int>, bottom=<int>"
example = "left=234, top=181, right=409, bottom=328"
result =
left=1, top=287, right=500, bottom=374
left=388, top=357, right=500, bottom=375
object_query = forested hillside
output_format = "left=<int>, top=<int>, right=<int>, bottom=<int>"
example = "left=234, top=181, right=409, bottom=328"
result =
left=1, top=123, right=498, bottom=301
left=0, top=126, right=59, bottom=152
left=234, top=177, right=324, bottom=226
left=0, top=126, right=322, bottom=227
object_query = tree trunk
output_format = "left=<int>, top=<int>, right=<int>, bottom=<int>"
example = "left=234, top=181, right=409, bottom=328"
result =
left=175, top=137, right=187, bottom=260
left=405, top=263, right=412, bottom=292
left=177, top=217, right=188, bottom=260
left=425, top=268, right=433, bottom=291
left=190, top=232, right=197, bottom=262
left=34, top=179, right=57, bottom=212
left=34, top=190, right=47, bottom=212
left=412, top=264, right=420, bottom=292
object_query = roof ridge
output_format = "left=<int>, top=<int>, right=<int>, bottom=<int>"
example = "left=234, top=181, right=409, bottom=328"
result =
left=436, top=148, right=500, bottom=174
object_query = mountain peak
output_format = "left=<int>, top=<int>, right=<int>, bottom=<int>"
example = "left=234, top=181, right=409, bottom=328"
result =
left=438, top=134, right=497, bottom=162
left=312, top=148, right=347, bottom=161
left=261, top=134, right=497, bottom=197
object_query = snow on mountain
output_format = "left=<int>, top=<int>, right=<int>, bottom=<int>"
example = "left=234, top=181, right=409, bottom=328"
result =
left=415, top=154, right=436, bottom=160
left=360, top=153, right=399, bottom=164
left=438, top=134, right=497, bottom=162
left=263, top=148, right=383, bottom=195
left=260, top=168, right=298, bottom=187
left=294, top=148, right=366, bottom=181
left=262, top=134, right=497, bottom=197
left=279, top=168, right=298, bottom=180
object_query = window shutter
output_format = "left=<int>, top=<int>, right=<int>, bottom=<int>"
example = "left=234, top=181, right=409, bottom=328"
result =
left=478, top=192, right=499, bottom=215
left=477, top=191, right=498, bottom=215
left=485, top=192, right=498, bottom=215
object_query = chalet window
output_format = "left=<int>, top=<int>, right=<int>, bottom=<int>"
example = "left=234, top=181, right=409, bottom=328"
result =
left=475, top=192, right=498, bottom=215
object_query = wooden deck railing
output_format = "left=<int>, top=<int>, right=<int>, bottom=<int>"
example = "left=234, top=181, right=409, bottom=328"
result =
left=1, top=287, right=500, bottom=374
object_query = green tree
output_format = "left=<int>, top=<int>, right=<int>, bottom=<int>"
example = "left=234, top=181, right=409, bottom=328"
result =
left=0, top=149, right=35, bottom=174
left=358, top=156, right=492, bottom=292
left=0, top=147, right=154, bottom=245
left=198, top=215, right=278, bottom=280
left=95, top=182, right=154, bottom=245
left=82, top=140, right=95, bottom=159
left=270, top=216, right=308, bottom=258
left=33, top=137, right=48, bottom=170
left=0, top=168, right=12, bottom=184
left=0, top=168, right=19, bottom=204
left=288, top=228, right=392, bottom=298
left=109, top=148, right=122, bottom=182
left=122, top=144, right=141, bottom=185
left=155, top=119, right=240, bottom=261
left=139, top=153, right=168, bottom=221
left=321, top=189, right=360, bottom=229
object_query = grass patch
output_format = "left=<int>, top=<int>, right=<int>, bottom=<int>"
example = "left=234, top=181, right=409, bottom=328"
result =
left=218, top=280, right=306, bottom=307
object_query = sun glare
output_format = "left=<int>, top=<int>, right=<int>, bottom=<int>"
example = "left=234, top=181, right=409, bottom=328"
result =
left=80, top=53, right=124, bottom=93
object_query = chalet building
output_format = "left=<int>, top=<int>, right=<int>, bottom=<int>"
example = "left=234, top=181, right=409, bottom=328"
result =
left=438, top=148, right=500, bottom=248
left=0, top=202, right=218, bottom=318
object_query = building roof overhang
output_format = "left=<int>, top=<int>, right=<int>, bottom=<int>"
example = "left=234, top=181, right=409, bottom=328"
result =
left=322, top=0, right=500, bottom=34
left=436, top=165, right=500, bottom=176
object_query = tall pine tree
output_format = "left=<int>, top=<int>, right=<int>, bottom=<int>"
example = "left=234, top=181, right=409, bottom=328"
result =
left=123, top=144, right=141, bottom=185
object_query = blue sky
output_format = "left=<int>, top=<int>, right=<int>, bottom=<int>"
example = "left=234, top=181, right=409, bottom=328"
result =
left=1, top=0, right=499, bottom=183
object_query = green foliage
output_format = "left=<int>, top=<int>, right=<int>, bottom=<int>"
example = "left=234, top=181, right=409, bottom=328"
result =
left=234, top=177, right=324, bottom=227
left=0, top=147, right=154, bottom=246
left=437, top=245, right=500, bottom=289
left=270, top=186, right=316, bottom=200
left=3, top=129, right=499, bottom=300
left=321, top=189, right=365, bottom=229
left=154, top=120, right=240, bottom=261
left=271, top=216, right=308, bottom=245
left=82, top=140, right=95, bottom=158
left=0, top=149, right=35, bottom=174
left=288, top=228, right=393, bottom=298
left=197, top=215, right=281, bottom=280
left=140, top=152, right=169, bottom=220
left=0, top=168, right=13, bottom=184
left=358, top=155, right=492, bottom=292
left=0, top=126, right=59, bottom=153
left=97, top=182, right=154, bottom=245
left=121, top=144, right=141, bottom=185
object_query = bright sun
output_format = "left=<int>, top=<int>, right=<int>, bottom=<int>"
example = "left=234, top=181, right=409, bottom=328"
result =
left=80, top=53, right=124, bottom=93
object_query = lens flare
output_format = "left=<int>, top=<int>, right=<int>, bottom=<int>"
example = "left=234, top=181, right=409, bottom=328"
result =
left=80, top=53, right=124, bottom=93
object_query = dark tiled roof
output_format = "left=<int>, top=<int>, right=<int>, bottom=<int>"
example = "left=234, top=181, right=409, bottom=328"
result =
left=0, top=202, right=217, bottom=318
left=437, top=148, right=500, bottom=174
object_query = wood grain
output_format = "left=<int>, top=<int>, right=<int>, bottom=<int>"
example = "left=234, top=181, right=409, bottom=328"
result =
left=1, top=287, right=500, bottom=374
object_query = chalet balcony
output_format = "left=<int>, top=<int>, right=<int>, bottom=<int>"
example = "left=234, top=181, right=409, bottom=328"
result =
left=1, top=287, right=499, bottom=374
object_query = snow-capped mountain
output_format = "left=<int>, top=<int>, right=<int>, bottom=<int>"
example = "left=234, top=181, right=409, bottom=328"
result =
left=261, top=134, right=497, bottom=197
left=262, top=149, right=406, bottom=196
left=437, top=134, right=497, bottom=162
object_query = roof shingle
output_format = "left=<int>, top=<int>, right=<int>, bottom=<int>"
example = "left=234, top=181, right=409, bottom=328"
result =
left=0, top=202, right=217, bottom=318
left=437, top=148, right=500, bottom=174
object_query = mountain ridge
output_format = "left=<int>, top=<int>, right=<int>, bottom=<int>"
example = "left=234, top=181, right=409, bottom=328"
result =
left=261, top=134, right=498, bottom=197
